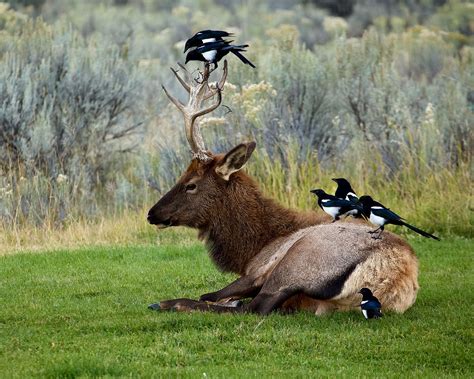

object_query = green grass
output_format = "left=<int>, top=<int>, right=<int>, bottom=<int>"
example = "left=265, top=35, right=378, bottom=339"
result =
left=0, top=239, right=472, bottom=377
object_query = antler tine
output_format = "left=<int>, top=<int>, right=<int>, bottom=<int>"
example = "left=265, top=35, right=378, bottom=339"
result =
left=204, top=60, right=228, bottom=100
left=170, top=67, right=190, bottom=93
left=161, top=84, right=185, bottom=112
left=194, top=87, right=222, bottom=119
left=217, top=60, right=228, bottom=90
left=177, top=62, right=193, bottom=82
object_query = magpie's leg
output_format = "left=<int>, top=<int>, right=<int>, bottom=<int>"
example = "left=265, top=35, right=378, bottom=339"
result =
left=368, top=226, right=382, bottom=234
left=371, top=226, right=384, bottom=240
left=377, top=227, right=384, bottom=239
left=331, top=216, right=339, bottom=223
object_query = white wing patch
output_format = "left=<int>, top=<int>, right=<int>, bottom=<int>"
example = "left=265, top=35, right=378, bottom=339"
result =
left=202, top=38, right=216, bottom=43
left=345, top=192, right=357, bottom=200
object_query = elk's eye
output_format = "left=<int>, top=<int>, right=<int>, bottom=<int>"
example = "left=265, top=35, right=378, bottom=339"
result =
left=185, top=183, right=197, bottom=192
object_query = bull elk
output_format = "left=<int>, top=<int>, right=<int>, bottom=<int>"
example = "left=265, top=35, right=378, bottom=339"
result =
left=147, top=61, right=419, bottom=315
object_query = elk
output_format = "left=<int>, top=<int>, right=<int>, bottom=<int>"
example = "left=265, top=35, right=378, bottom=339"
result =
left=147, top=61, right=419, bottom=315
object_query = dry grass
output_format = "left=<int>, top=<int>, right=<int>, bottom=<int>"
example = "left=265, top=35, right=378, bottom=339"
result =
left=0, top=209, right=197, bottom=256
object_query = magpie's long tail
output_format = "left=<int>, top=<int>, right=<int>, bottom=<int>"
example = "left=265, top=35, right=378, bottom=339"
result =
left=400, top=221, right=440, bottom=240
left=231, top=50, right=256, bottom=68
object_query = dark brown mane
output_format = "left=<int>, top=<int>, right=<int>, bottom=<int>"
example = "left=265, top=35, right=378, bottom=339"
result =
left=199, top=167, right=325, bottom=275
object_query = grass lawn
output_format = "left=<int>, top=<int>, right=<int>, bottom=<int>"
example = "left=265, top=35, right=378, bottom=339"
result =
left=0, top=238, right=472, bottom=377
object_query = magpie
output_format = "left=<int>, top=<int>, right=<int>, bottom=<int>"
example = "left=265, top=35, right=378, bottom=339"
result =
left=333, top=178, right=358, bottom=202
left=359, top=288, right=383, bottom=319
left=310, top=189, right=362, bottom=222
left=185, top=40, right=256, bottom=68
left=184, top=30, right=233, bottom=52
left=332, top=177, right=363, bottom=218
left=358, top=195, right=440, bottom=240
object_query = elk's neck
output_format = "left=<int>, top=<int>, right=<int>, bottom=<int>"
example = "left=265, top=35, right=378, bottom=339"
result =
left=199, top=176, right=323, bottom=275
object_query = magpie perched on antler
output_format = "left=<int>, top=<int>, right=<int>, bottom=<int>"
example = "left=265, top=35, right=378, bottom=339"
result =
left=310, top=189, right=362, bottom=222
left=358, top=195, right=440, bottom=240
left=184, top=30, right=233, bottom=52
left=184, top=30, right=255, bottom=68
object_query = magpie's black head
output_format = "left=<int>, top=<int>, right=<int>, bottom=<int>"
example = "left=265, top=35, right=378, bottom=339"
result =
left=359, top=288, right=373, bottom=297
left=332, top=178, right=351, bottom=188
left=185, top=49, right=201, bottom=64
left=332, top=178, right=348, bottom=184
left=310, top=189, right=326, bottom=197
left=184, top=36, right=198, bottom=53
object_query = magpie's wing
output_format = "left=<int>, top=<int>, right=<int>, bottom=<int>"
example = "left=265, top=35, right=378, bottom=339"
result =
left=362, top=299, right=382, bottom=310
left=347, top=194, right=359, bottom=203
left=371, top=206, right=403, bottom=222
left=221, top=44, right=249, bottom=51
left=322, top=199, right=354, bottom=208
left=196, top=30, right=233, bottom=39
left=196, top=41, right=230, bottom=53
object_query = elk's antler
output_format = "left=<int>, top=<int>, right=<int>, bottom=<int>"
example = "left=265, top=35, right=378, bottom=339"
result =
left=162, top=61, right=228, bottom=162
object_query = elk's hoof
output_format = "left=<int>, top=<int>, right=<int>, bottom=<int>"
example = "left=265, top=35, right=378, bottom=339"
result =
left=148, top=302, right=161, bottom=311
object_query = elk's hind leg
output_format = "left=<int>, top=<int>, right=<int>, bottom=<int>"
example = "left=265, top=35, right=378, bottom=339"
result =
left=199, top=275, right=262, bottom=302
left=245, top=289, right=297, bottom=315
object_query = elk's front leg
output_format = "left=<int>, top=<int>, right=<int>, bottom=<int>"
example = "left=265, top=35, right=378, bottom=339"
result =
left=199, top=275, right=263, bottom=303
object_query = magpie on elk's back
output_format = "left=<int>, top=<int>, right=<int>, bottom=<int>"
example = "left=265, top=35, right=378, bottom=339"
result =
left=184, top=30, right=233, bottom=52
left=359, top=288, right=383, bottom=319
left=358, top=195, right=440, bottom=240
left=310, top=189, right=362, bottom=222
left=332, top=177, right=362, bottom=217
left=333, top=178, right=358, bottom=202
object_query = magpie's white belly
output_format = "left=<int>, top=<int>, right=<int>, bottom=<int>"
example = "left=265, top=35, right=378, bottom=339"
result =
left=362, top=309, right=368, bottom=319
left=322, top=205, right=340, bottom=219
left=369, top=212, right=386, bottom=227
left=202, top=50, right=217, bottom=61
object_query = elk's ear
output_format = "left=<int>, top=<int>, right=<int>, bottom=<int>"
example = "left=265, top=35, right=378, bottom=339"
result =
left=215, top=142, right=256, bottom=181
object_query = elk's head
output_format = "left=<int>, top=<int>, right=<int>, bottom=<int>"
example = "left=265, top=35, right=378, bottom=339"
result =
left=147, top=61, right=256, bottom=229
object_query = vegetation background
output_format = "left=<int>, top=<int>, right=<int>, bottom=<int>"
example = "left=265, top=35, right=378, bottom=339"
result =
left=0, top=1, right=473, bottom=377
left=0, top=0, right=472, bottom=252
